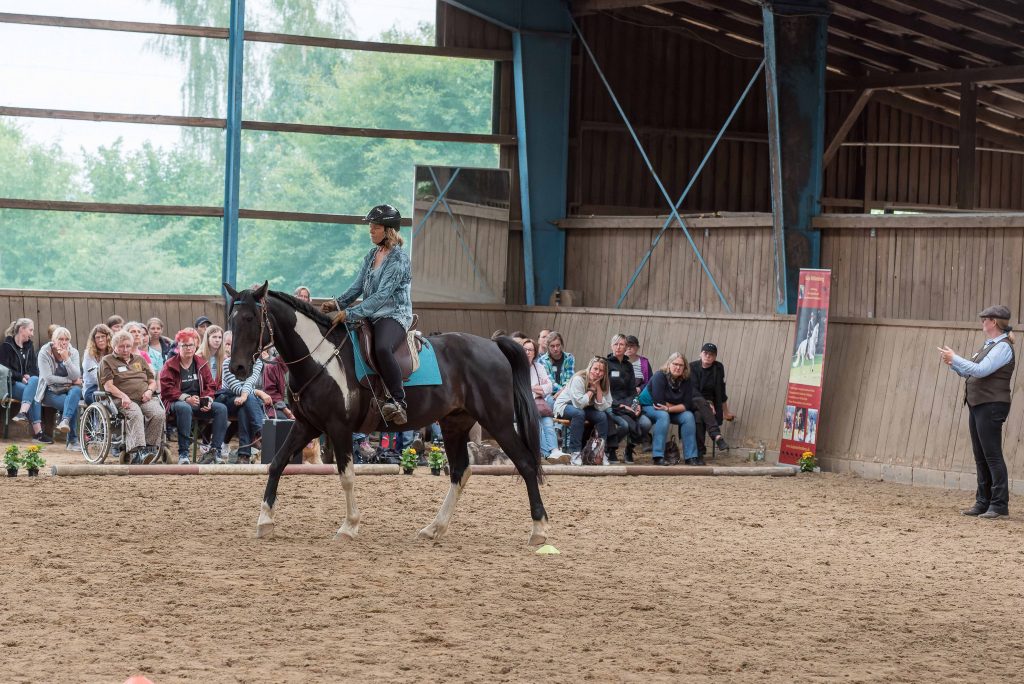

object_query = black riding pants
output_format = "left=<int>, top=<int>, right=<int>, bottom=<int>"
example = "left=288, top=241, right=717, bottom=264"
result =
left=694, top=397, right=724, bottom=455
left=373, top=317, right=406, bottom=405
left=968, top=401, right=1010, bottom=512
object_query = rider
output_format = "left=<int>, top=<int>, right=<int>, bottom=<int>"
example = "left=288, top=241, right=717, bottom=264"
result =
left=321, top=204, right=413, bottom=425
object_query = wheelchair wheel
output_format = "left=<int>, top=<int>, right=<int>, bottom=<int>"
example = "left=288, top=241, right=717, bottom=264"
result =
left=80, top=402, right=112, bottom=464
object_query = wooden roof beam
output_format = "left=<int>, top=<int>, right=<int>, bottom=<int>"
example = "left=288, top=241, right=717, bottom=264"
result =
left=936, top=0, right=1024, bottom=33
left=886, top=0, right=1024, bottom=51
left=572, top=0, right=677, bottom=14
left=840, top=0, right=1022, bottom=66
left=830, top=64, right=1024, bottom=90
left=873, top=90, right=1024, bottom=152
left=612, top=6, right=765, bottom=60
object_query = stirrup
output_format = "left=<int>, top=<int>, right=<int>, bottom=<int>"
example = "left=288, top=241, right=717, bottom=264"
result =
left=381, top=401, right=408, bottom=426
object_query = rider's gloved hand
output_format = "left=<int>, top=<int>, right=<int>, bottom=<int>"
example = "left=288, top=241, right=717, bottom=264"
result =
left=332, top=309, right=348, bottom=326
left=320, top=299, right=339, bottom=313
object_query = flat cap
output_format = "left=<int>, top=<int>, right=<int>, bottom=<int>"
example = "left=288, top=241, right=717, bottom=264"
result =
left=979, top=305, right=1011, bottom=320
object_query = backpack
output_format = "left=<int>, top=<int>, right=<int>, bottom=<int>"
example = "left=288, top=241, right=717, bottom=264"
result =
left=580, top=433, right=607, bottom=466
left=664, top=436, right=681, bottom=465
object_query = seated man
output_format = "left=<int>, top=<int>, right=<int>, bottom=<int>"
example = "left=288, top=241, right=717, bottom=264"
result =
left=160, top=328, right=228, bottom=465
left=99, top=330, right=166, bottom=464
left=690, top=342, right=734, bottom=457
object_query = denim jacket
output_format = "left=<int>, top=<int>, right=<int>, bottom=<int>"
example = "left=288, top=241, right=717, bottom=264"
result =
left=335, top=246, right=413, bottom=330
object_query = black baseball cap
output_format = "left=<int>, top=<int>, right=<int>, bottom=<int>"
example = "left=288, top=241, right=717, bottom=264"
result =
left=701, top=343, right=718, bottom=354
left=195, top=316, right=212, bottom=328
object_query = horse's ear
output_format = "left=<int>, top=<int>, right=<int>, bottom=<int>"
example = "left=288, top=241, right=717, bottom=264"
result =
left=255, top=281, right=269, bottom=300
left=224, top=283, right=239, bottom=300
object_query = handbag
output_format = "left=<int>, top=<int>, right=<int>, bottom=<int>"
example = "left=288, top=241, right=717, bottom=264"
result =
left=535, top=396, right=553, bottom=418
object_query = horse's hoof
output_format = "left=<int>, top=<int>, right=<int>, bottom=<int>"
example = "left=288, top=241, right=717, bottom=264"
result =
left=529, top=531, right=547, bottom=546
left=417, top=524, right=443, bottom=541
left=334, top=523, right=359, bottom=541
left=256, top=522, right=275, bottom=539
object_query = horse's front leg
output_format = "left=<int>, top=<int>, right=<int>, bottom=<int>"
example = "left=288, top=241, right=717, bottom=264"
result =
left=330, top=428, right=360, bottom=541
left=256, top=419, right=320, bottom=539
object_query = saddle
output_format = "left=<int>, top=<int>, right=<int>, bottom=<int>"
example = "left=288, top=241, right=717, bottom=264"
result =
left=354, top=315, right=424, bottom=390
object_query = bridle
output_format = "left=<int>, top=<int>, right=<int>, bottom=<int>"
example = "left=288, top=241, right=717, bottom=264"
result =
left=231, top=294, right=349, bottom=405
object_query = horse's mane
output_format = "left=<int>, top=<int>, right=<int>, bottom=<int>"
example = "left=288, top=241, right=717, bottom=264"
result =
left=267, top=290, right=333, bottom=327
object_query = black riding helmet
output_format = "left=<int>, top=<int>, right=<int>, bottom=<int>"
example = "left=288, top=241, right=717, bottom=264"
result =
left=364, top=204, right=402, bottom=229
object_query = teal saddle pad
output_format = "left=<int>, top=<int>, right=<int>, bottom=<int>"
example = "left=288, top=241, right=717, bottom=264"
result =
left=349, top=331, right=442, bottom=386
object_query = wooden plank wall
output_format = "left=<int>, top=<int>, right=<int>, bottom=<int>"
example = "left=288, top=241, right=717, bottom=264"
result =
left=0, top=290, right=225, bottom=353
left=411, top=200, right=509, bottom=303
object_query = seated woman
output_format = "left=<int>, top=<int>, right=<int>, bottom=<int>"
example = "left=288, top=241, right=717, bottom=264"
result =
left=100, top=330, right=166, bottom=464
left=624, top=335, right=653, bottom=390
left=146, top=317, right=175, bottom=375
left=105, top=315, right=124, bottom=333
left=553, top=356, right=611, bottom=461
left=198, top=324, right=226, bottom=388
left=36, top=326, right=83, bottom=450
left=521, top=337, right=563, bottom=462
left=606, top=333, right=651, bottom=463
left=640, top=352, right=728, bottom=465
left=219, top=333, right=266, bottom=465
left=124, top=321, right=152, bottom=367
left=293, top=285, right=312, bottom=302
left=2, top=318, right=50, bottom=443
left=82, top=323, right=113, bottom=404
left=160, top=328, right=228, bottom=465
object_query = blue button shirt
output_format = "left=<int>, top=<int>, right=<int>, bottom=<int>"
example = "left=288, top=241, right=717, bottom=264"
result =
left=951, top=334, right=1013, bottom=378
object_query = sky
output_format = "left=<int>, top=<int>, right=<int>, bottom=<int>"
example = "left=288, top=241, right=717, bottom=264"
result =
left=0, top=0, right=437, bottom=154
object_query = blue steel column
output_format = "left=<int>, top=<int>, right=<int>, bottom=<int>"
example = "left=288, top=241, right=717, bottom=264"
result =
left=762, top=0, right=829, bottom=313
left=446, top=1, right=571, bottom=306
left=221, top=0, right=245, bottom=290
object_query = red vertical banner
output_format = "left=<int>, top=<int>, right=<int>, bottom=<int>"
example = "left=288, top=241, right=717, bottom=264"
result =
left=779, top=269, right=832, bottom=465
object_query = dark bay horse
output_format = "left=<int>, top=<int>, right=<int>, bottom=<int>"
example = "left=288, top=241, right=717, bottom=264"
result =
left=224, top=282, right=549, bottom=545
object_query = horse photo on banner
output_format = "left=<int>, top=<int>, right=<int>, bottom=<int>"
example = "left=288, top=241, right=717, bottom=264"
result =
left=780, top=269, right=832, bottom=465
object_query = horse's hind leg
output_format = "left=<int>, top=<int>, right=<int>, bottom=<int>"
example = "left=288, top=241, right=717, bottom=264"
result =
left=482, top=420, right=549, bottom=546
left=418, top=413, right=474, bottom=541
left=331, top=428, right=361, bottom=541
left=257, top=418, right=319, bottom=539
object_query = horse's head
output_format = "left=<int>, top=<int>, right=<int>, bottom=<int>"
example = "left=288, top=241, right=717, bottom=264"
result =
left=225, top=280, right=270, bottom=381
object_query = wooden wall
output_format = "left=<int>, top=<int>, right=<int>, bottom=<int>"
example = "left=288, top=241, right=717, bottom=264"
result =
left=2, top=289, right=1021, bottom=493
left=555, top=214, right=1024, bottom=322
left=0, top=289, right=224, bottom=353
left=411, top=199, right=510, bottom=303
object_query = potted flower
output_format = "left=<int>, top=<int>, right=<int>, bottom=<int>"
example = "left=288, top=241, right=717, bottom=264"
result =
left=5, top=444, right=22, bottom=477
left=427, top=446, right=447, bottom=476
left=798, top=450, right=818, bottom=473
left=399, top=448, right=418, bottom=475
left=22, top=445, right=46, bottom=477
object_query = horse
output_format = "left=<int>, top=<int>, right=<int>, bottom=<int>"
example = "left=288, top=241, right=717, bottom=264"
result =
left=793, top=322, right=819, bottom=368
left=223, top=282, right=549, bottom=546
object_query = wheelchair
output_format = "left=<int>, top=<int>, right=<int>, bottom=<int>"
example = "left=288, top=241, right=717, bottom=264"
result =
left=78, top=391, right=170, bottom=464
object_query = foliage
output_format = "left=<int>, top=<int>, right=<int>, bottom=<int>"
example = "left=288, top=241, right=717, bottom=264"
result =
left=798, top=450, right=817, bottom=473
left=0, top=2, right=498, bottom=297
left=22, top=445, right=46, bottom=471
left=427, top=446, right=446, bottom=470
left=399, top=447, right=419, bottom=471
left=4, top=445, right=22, bottom=471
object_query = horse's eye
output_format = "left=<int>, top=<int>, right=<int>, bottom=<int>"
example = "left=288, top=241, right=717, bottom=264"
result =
left=242, top=313, right=255, bottom=322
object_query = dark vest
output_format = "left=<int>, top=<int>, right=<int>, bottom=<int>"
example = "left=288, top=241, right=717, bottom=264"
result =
left=965, top=339, right=1015, bottom=406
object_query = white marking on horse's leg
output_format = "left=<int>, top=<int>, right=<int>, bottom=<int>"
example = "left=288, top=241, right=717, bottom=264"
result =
left=334, top=461, right=361, bottom=541
left=529, top=517, right=549, bottom=547
left=256, top=501, right=276, bottom=539
left=418, top=468, right=472, bottom=541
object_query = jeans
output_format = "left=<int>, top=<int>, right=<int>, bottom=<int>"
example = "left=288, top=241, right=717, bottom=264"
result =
left=223, top=393, right=266, bottom=456
left=84, top=384, right=98, bottom=405
left=41, top=386, right=82, bottom=441
left=429, top=422, right=443, bottom=442
left=968, top=401, right=1010, bottom=512
left=607, top=410, right=651, bottom=451
left=559, top=404, right=608, bottom=452
left=642, top=406, right=697, bottom=459
left=172, top=400, right=228, bottom=458
left=539, top=416, right=558, bottom=456
left=13, top=377, right=41, bottom=422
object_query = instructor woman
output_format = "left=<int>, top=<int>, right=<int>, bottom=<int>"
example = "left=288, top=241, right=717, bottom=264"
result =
left=321, top=204, right=413, bottom=425
left=939, top=305, right=1016, bottom=519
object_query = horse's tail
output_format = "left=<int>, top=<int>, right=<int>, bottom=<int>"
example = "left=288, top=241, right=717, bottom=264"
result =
left=494, top=336, right=544, bottom=483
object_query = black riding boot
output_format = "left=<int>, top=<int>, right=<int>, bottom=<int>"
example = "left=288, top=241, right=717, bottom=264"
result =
left=373, top=318, right=408, bottom=425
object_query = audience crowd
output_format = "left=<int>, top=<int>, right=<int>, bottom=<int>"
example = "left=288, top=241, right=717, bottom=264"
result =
left=2, top=289, right=735, bottom=466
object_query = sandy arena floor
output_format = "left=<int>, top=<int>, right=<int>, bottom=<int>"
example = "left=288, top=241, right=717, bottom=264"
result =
left=1, top=450, right=1023, bottom=683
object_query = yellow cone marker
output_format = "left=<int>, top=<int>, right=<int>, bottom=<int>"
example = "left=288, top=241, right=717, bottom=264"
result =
left=535, top=544, right=560, bottom=555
